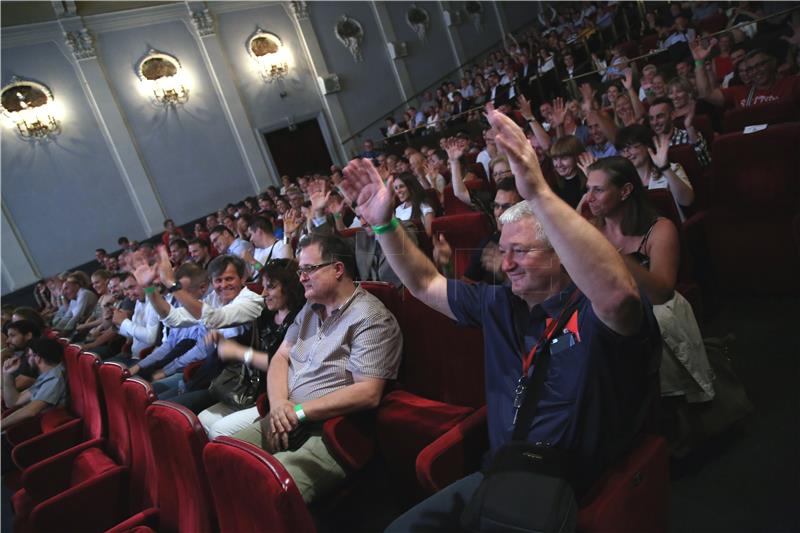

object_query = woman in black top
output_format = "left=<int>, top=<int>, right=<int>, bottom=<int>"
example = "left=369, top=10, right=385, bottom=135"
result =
left=193, top=259, right=305, bottom=439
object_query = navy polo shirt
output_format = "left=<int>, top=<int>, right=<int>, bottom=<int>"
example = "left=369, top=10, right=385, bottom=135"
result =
left=447, top=279, right=660, bottom=482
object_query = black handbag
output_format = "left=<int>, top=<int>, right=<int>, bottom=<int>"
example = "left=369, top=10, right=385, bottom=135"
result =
left=208, top=362, right=261, bottom=410
left=208, top=320, right=262, bottom=410
left=461, top=292, right=580, bottom=533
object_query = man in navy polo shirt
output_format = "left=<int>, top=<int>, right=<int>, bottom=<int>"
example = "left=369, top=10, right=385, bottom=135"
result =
left=339, top=107, right=660, bottom=531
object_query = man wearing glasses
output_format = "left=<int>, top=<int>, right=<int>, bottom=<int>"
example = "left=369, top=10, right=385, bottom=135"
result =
left=692, top=40, right=800, bottom=109
left=227, top=233, right=402, bottom=504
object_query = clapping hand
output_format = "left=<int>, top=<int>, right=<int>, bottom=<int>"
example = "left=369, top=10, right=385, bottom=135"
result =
left=442, top=137, right=469, bottom=162
left=516, top=95, right=534, bottom=121
left=689, top=37, right=717, bottom=62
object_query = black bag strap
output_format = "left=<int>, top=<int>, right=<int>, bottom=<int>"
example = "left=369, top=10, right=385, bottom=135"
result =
left=512, top=289, right=581, bottom=441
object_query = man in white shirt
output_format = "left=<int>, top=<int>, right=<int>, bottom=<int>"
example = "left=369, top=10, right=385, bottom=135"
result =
left=136, top=250, right=264, bottom=331
left=51, top=273, right=98, bottom=335
left=112, top=272, right=160, bottom=360
left=249, top=216, right=292, bottom=266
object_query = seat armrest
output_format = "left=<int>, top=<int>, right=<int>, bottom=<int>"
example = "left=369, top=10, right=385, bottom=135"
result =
left=21, top=438, right=104, bottom=502
left=105, top=507, right=159, bottom=533
left=4, top=412, right=44, bottom=446
left=12, top=418, right=84, bottom=469
left=31, top=465, right=127, bottom=533
left=322, top=411, right=377, bottom=472
left=415, top=406, right=488, bottom=495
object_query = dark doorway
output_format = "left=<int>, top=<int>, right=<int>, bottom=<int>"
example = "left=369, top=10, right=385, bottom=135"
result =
left=263, top=118, right=333, bottom=177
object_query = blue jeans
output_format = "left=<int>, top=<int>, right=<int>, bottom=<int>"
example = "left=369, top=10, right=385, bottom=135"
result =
left=151, top=373, right=184, bottom=400
left=384, top=472, right=484, bottom=532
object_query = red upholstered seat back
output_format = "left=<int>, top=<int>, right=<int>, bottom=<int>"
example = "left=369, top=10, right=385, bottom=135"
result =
left=98, top=363, right=131, bottom=467
left=397, top=288, right=485, bottom=408
left=202, top=437, right=315, bottom=533
left=431, top=212, right=494, bottom=279
left=709, top=124, right=800, bottom=294
left=713, top=124, right=800, bottom=212
left=443, top=179, right=490, bottom=215
left=694, top=12, right=727, bottom=34
left=123, top=378, right=158, bottom=513
left=668, top=144, right=709, bottom=207
left=722, top=99, right=800, bottom=134
left=146, top=401, right=215, bottom=533
left=78, top=352, right=104, bottom=441
left=63, top=344, right=84, bottom=417
left=578, top=435, right=670, bottom=533
left=359, top=281, right=401, bottom=317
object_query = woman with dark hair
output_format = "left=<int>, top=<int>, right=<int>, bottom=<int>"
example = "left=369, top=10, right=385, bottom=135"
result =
left=615, top=124, right=695, bottom=220
left=393, top=172, right=435, bottom=236
left=549, top=135, right=587, bottom=208
left=581, top=155, right=713, bottom=406
left=197, top=259, right=305, bottom=439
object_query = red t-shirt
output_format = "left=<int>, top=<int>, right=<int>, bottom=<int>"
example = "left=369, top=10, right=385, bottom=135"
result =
left=721, top=75, right=800, bottom=109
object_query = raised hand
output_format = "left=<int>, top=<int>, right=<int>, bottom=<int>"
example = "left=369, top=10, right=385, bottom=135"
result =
left=308, top=179, right=331, bottom=214
left=339, top=157, right=396, bottom=227
left=155, top=245, right=175, bottom=286
left=283, top=209, right=303, bottom=236
left=683, top=99, right=696, bottom=130
left=130, top=250, right=159, bottom=288
left=327, top=193, right=346, bottom=216
left=649, top=136, right=670, bottom=170
left=516, top=94, right=534, bottom=120
left=487, top=108, right=547, bottom=200
left=442, top=137, right=469, bottom=161
left=550, top=97, right=567, bottom=128
left=689, top=37, right=717, bottom=62
left=577, top=152, right=597, bottom=176
left=432, top=233, right=453, bottom=269
left=622, top=68, right=634, bottom=91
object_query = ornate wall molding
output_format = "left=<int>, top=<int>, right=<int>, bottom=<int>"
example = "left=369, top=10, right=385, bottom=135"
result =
left=335, top=14, right=364, bottom=63
left=406, top=4, right=430, bottom=41
left=64, top=28, right=96, bottom=60
left=289, top=1, right=309, bottom=21
left=190, top=8, right=215, bottom=36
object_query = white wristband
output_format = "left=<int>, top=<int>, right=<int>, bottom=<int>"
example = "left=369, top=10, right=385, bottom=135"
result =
left=242, top=348, right=253, bottom=367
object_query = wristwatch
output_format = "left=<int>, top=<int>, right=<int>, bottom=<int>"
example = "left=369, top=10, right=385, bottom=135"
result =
left=166, top=280, right=183, bottom=293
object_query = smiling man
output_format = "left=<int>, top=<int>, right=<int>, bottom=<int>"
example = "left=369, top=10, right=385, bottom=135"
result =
left=338, top=109, right=660, bottom=531
left=226, top=233, right=402, bottom=504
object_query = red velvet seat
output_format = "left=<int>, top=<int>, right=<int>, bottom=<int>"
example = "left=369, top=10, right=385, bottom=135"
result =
left=431, top=212, right=495, bottom=279
left=721, top=98, right=800, bottom=133
left=668, top=144, right=710, bottom=209
left=145, top=401, right=216, bottom=533
left=5, top=343, right=83, bottom=449
left=695, top=12, right=727, bottom=34
left=376, top=288, right=485, bottom=502
left=443, top=179, right=491, bottom=216
left=203, top=437, right=316, bottom=533
left=12, top=356, right=132, bottom=533
left=708, top=123, right=800, bottom=294
left=105, top=378, right=159, bottom=533
left=416, top=408, right=670, bottom=533
left=12, top=347, right=103, bottom=470
left=339, top=227, right=364, bottom=239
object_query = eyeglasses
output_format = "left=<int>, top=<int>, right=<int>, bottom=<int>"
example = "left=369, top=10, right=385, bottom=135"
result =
left=296, top=261, right=336, bottom=278
left=491, top=202, right=516, bottom=211
left=742, top=58, right=772, bottom=73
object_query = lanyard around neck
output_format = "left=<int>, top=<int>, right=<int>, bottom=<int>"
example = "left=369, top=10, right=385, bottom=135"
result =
left=520, top=289, right=580, bottom=378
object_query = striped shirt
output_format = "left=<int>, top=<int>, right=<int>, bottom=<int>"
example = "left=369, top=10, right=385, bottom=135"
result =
left=286, top=286, right=402, bottom=403
left=669, top=127, right=711, bottom=167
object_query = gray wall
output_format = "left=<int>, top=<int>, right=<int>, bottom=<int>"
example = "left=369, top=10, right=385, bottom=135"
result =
left=1, top=1, right=540, bottom=295
left=1, top=40, right=142, bottom=279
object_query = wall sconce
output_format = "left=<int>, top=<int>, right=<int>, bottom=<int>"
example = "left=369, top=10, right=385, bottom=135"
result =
left=138, top=50, right=189, bottom=106
left=248, top=30, right=289, bottom=83
left=1, top=77, right=61, bottom=140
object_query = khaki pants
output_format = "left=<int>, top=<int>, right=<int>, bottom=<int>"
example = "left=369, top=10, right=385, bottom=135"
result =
left=233, top=419, right=347, bottom=504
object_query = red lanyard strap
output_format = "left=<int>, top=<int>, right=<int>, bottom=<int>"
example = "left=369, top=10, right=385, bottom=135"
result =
left=520, top=289, right=581, bottom=378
